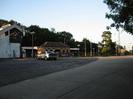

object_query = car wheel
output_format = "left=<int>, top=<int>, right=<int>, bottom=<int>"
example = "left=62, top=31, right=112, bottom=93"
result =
left=44, top=57, right=47, bottom=60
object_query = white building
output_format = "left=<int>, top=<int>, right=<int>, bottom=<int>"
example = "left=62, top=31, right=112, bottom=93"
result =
left=0, top=24, right=24, bottom=58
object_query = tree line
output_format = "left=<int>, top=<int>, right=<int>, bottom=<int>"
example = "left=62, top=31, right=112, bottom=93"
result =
left=0, top=19, right=131, bottom=56
left=22, top=25, right=76, bottom=47
left=22, top=25, right=99, bottom=56
left=0, top=19, right=98, bottom=56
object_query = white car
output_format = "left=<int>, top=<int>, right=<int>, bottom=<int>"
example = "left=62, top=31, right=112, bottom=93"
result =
left=37, top=51, right=57, bottom=60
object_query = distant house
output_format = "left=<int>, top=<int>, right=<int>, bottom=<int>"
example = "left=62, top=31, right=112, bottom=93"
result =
left=70, top=48, right=80, bottom=56
left=0, top=24, right=24, bottom=58
left=38, top=42, right=70, bottom=56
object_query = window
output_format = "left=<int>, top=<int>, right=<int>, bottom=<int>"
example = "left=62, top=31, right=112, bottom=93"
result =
left=5, top=31, right=8, bottom=36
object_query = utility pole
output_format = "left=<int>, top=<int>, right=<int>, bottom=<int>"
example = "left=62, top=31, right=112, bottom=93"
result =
left=90, top=41, right=92, bottom=57
left=116, top=45, right=118, bottom=56
left=118, top=30, right=121, bottom=55
left=30, top=31, right=35, bottom=58
left=98, top=43, right=102, bottom=56
left=77, top=44, right=80, bottom=57
left=118, top=29, right=123, bottom=56
left=132, top=46, right=133, bottom=55
left=84, top=39, right=87, bottom=57
left=93, top=48, right=95, bottom=56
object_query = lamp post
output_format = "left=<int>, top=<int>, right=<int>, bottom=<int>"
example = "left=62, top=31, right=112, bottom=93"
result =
left=30, top=31, right=35, bottom=58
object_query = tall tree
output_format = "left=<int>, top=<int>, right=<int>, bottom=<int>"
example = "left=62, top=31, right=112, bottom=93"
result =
left=22, top=25, right=58, bottom=46
left=104, top=0, right=133, bottom=34
left=22, top=25, right=76, bottom=47
left=101, top=31, right=116, bottom=56
left=57, top=31, right=74, bottom=45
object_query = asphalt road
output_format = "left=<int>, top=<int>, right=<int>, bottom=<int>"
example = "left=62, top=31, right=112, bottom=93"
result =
left=0, top=57, right=97, bottom=87
left=56, top=56, right=133, bottom=99
left=1, top=56, right=133, bottom=99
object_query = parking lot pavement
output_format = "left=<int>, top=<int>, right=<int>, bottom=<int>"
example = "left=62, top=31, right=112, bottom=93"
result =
left=0, top=56, right=133, bottom=99
left=0, top=57, right=97, bottom=87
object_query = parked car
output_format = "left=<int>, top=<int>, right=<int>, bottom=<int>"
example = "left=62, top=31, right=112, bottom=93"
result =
left=37, top=51, right=57, bottom=60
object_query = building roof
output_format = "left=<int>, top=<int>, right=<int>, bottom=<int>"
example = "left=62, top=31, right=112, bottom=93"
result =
left=0, top=24, right=25, bottom=35
left=22, top=46, right=38, bottom=50
left=70, top=48, right=79, bottom=51
left=41, top=42, right=69, bottom=48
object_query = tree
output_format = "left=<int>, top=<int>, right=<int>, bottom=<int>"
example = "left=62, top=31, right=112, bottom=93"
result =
left=101, top=31, right=116, bottom=56
left=57, top=31, right=74, bottom=46
left=22, top=25, right=58, bottom=46
left=0, top=19, right=9, bottom=27
left=22, top=25, right=76, bottom=47
left=104, top=0, right=133, bottom=34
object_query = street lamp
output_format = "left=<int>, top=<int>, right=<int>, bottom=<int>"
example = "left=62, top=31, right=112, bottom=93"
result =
left=30, top=31, right=35, bottom=58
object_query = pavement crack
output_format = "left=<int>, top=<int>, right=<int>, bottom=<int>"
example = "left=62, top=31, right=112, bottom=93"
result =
left=55, top=85, right=81, bottom=99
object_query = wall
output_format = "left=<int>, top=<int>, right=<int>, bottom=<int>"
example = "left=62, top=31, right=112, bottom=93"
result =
left=0, top=34, right=20, bottom=58
left=10, top=43, right=21, bottom=58
left=0, top=35, right=10, bottom=58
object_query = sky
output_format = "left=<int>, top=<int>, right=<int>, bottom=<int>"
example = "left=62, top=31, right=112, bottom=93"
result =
left=0, top=0, right=133, bottom=50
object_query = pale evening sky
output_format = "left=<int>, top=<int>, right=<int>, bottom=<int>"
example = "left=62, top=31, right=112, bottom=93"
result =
left=0, top=0, right=133, bottom=50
